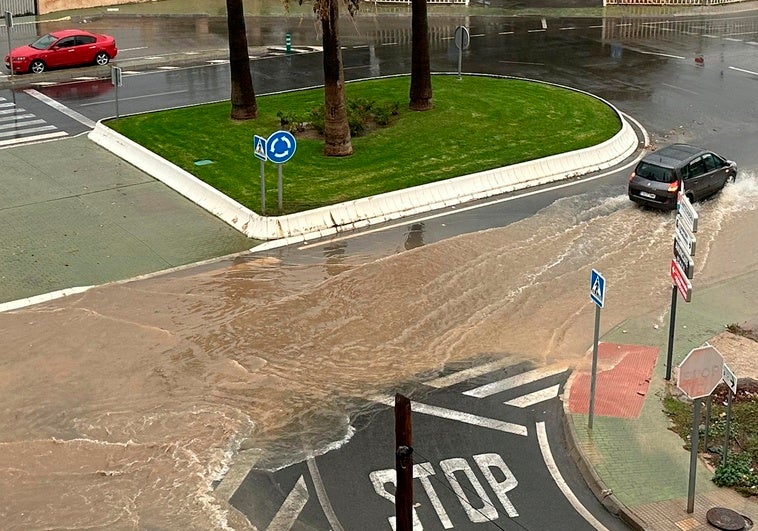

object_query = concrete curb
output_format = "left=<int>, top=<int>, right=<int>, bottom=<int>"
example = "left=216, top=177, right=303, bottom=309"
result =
left=561, top=371, right=649, bottom=530
left=88, top=83, right=639, bottom=242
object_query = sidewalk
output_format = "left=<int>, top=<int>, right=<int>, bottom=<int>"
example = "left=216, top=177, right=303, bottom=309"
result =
left=564, top=269, right=758, bottom=530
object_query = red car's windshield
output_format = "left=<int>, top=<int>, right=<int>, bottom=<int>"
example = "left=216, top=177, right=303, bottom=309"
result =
left=30, top=34, right=58, bottom=50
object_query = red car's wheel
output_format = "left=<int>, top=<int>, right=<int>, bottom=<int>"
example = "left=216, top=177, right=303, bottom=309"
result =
left=30, top=59, right=46, bottom=74
left=95, top=52, right=110, bottom=66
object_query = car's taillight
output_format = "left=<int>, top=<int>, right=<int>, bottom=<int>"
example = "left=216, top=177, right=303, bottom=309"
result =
left=667, top=180, right=680, bottom=193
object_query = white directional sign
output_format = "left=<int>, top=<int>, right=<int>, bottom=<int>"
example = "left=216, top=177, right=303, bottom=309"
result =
left=722, top=362, right=737, bottom=395
left=677, top=192, right=699, bottom=233
left=675, top=219, right=697, bottom=256
left=677, top=345, right=724, bottom=398
left=590, top=269, right=606, bottom=308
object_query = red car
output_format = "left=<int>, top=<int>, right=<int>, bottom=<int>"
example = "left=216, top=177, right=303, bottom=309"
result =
left=4, top=29, right=118, bottom=74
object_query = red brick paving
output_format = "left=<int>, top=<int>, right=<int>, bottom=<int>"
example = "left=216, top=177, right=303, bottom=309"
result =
left=568, top=342, right=659, bottom=419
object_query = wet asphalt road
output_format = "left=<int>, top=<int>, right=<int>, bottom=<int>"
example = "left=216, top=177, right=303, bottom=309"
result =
left=2, top=8, right=758, bottom=529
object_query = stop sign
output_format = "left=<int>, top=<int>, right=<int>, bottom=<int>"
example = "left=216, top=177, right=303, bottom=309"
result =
left=677, top=345, right=724, bottom=399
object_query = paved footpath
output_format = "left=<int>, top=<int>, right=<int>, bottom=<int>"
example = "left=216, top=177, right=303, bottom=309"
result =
left=0, top=135, right=253, bottom=306
left=566, top=269, right=758, bottom=531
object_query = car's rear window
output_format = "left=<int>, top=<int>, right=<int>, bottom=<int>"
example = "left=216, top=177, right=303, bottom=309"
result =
left=635, top=162, right=676, bottom=183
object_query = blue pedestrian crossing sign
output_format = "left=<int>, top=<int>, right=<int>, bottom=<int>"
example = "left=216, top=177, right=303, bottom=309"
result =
left=590, top=269, right=606, bottom=308
left=253, top=135, right=267, bottom=161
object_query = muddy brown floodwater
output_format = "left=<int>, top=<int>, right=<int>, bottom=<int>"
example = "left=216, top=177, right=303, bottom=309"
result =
left=1, top=176, right=756, bottom=529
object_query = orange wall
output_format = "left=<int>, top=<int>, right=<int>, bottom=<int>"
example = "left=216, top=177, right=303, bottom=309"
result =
left=38, top=0, right=154, bottom=15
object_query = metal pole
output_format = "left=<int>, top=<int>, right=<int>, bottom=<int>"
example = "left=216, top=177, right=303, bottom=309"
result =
left=704, top=396, right=711, bottom=452
left=723, top=390, right=733, bottom=467
left=665, top=285, right=678, bottom=380
left=687, top=398, right=701, bottom=514
left=395, top=393, right=413, bottom=531
left=457, top=46, right=463, bottom=80
left=5, top=12, right=12, bottom=80
left=114, top=81, right=119, bottom=118
left=588, top=304, right=601, bottom=430
left=277, top=163, right=283, bottom=213
left=259, top=160, right=266, bottom=214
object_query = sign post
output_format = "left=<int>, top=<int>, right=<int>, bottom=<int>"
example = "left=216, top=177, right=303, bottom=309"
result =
left=5, top=11, right=13, bottom=80
left=588, top=269, right=606, bottom=430
left=666, top=193, right=698, bottom=380
left=253, top=134, right=267, bottom=214
left=110, top=65, right=123, bottom=117
left=677, top=345, right=724, bottom=514
left=453, top=26, right=470, bottom=80
left=722, top=363, right=737, bottom=467
left=265, top=130, right=297, bottom=213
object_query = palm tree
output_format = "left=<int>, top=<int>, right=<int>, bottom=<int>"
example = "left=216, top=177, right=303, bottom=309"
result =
left=409, top=0, right=432, bottom=111
left=226, top=0, right=257, bottom=120
left=314, top=0, right=356, bottom=156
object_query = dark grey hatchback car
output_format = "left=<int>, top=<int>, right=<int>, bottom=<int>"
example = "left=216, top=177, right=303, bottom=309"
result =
left=628, top=144, right=737, bottom=210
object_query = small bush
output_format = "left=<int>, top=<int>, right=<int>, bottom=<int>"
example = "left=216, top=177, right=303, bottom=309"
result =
left=714, top=453, right=757, bottom=487
left=309, top=107, right=325, bottom=135
left=276, top=110, right=307, bottom=133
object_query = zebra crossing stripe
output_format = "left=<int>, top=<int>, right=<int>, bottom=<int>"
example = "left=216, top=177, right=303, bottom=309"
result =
left=424, top=357, right=515, bottom=389
left=504, top=384, right=560, bottom=408
left=0, top=125, right=57, bottom=138
left=0, top=119, right=45, bottom=131
left=0, top=131, right=68, bottom=147
left=463, top=366, right=568, bottom=398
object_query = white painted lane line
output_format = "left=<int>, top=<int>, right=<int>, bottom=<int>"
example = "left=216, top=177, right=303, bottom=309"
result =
left=267, top=475, right=309, bottom=531
left=504, top=384, right=560, bottom=408
left=559, top=27, right=577, bottom=31
left=372, top=395, right=528, bottom=436
left=120, top=46, right=148, bottom=51
left=662, top=83, right=698, bottom=96
left=498, top=31, right=514, bottom=35
left=729, top=65, right=758, bottom=77
left=463, top=366, right=568, bottom=398
left=0, top=130, right=68, bottom=148
left=527, top=29, right=546, bottom=33
left=748, top=41, right=758, bottom=46
left=0, top=107, right=25, bottom=115
left=307, top=458, right=344, bottom=531
left=424, top=357, right=516, bottom=388
left=79, top=89, right=189, bottom=106
left=724, top=37, right=743, bottom=42
left=635, top=50, right=686, bottom=59
left=536, top=422, right=610, bottom=531
left=23, top=89, right=97, bottom=128
left=0, top=102, right=15, bottom=108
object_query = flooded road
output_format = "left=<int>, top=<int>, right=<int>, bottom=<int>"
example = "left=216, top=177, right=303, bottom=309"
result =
left=1, top=174, right=756, bottom=529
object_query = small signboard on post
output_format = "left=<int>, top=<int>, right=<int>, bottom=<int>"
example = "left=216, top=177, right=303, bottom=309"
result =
left=588, top=268, right=606, bottom=429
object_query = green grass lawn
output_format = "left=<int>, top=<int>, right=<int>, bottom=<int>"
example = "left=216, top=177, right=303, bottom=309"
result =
left=107, top=74, right=621, bottom=215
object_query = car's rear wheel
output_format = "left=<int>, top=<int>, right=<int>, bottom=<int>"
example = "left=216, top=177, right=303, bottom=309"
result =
left=95, top=52, right=110, bottom=66
left=30, top=60, right=45, bottom=74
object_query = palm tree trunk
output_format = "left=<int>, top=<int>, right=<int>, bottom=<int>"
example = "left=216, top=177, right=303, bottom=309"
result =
left=226, top=0, right=257, bottom=120
left=409, top=0, right=432, bottom=111
left=321, top=0, right=353, bottom=156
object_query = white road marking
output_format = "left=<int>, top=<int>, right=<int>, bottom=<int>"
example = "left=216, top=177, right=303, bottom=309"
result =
left=537, top=422, right=610, bottom=531
left=724, top=37, right=743, bottom=42
left=463, top=366, right=568, bottom=398
left=157, top=66, right=181, bottom=70
left=748, top=41, right=758, bottom=46
left=662, top=83, right=698, bottom=95
left=424, top=357, right=517, bottom=388
left=0, top=119, right=45, bottom=131
left=267, top=476, right=309, bottom=531
left=307, top=458, right=344, bottom=531
left=498, top=31, right=514, bottom=35
left=79, top=89, right=189, bottom=106
left=559, top=27, right=577, bottom=31
left=371, top=395, right=528, bottom=436
left=23, top=89, right=96, bottom=128
left=0, top=124, right=56, bottom=138
left=0, top=107, right=25, bottom=115
left=0, top=113, right=33, bottom=122
left=729, top=65, right=758, bottom=77
left=527, top=29, right=546, bottom=33
left=120, top=46, right=148, bottom=51
left=0, top=131, right=68, bottom=148
left=634, top=50, right=686, bottom=59
left=505, top=384, right=560, bottom=408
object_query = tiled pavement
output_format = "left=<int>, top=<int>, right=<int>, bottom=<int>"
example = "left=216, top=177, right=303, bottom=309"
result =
left=0, top=135, right=254, bottom=306
left=565, top=270, right=758, bottom=530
